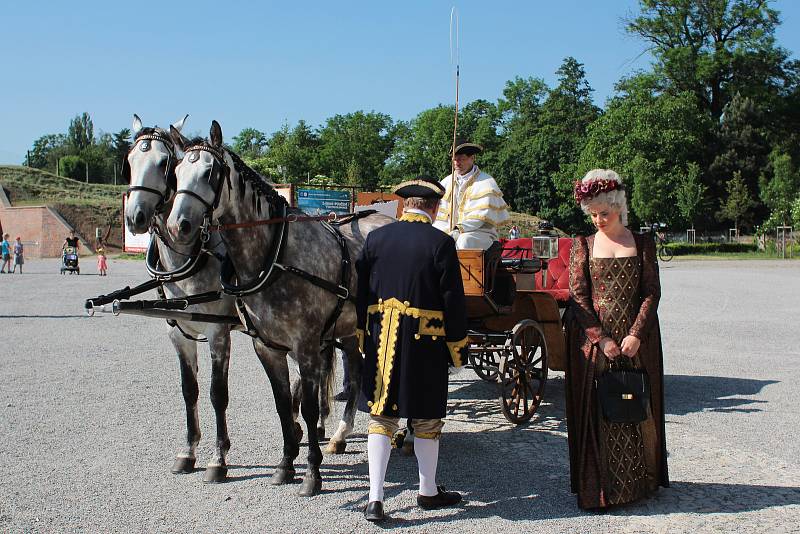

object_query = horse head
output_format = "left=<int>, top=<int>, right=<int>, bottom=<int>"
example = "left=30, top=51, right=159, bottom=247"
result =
left=167, top=120, right=231, bottom=245
left=124, top=113, right=188, bottom=234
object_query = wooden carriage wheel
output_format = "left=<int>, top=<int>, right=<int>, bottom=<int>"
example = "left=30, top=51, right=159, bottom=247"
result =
left=498, top=319, right=549, bottom=424
left=468, top=348, right=502, bottom=382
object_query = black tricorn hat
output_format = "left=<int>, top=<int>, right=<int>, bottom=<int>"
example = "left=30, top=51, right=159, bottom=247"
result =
left=392, top=176, right=446, bottom=199
left=452, top=138, right=483, bottom=156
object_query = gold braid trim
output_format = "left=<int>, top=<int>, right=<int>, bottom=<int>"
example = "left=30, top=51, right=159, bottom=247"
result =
left=399, top=213, right=431, bottom=224
left=461, top=202, right=509, bottom=216
left=447, top=336, right=469, bottom=367
left=356, top=328, right=365, bottom=354
left=371, top=304, right=400, bottom=415
left=466, top=189, right=505, bottom=201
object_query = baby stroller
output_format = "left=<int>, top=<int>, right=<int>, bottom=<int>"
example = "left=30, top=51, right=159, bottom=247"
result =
left=61, top=246, right=80, bottom=275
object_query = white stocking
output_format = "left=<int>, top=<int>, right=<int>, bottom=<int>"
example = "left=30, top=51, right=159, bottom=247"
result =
left=414, top=437, right=439, bottom=497
left=367, top=433, right=391, bottom=502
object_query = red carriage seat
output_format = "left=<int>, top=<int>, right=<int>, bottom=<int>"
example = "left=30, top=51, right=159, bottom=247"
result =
left=501, top=237, right=574, bottom=304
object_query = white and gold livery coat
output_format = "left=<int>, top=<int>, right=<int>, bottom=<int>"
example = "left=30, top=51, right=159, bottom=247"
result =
left=433, top=166, right=510, bottom=249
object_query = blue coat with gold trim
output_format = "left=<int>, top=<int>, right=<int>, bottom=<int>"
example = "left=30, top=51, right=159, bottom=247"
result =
left=355, top=213, right=468, bottom=419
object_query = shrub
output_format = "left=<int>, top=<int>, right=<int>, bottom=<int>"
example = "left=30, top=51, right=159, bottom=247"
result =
left=663, top=242, right=758, bottom=255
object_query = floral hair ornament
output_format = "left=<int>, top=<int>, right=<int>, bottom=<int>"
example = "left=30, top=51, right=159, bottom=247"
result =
left=573, top=178, right=625, bottom=204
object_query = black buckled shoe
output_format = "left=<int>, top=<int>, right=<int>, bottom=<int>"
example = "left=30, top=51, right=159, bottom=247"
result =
left=417, top=486, right=462, bottom=510
left=364, top=501, right=386, bottom=522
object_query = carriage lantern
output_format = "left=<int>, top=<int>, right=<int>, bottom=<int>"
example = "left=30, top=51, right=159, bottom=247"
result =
left=532, top=223, right=559, bottom=288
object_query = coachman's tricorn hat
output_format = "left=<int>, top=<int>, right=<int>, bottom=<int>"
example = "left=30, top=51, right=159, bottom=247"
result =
left=452, top=138, right=483, bottom=156
left=392, top=176, right=446, bottom=199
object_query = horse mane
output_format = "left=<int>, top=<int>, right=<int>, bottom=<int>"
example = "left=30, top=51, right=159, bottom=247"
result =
left=224, top=148, right=285, bottom=215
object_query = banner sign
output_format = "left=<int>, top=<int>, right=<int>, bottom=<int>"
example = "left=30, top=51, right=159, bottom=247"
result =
left=122, top=195, right=151, bottom=253
left=297, top=189, right=351, bottom=216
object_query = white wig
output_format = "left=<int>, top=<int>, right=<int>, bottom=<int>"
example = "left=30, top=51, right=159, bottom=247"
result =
left=579, top=169, right=629, bottom=226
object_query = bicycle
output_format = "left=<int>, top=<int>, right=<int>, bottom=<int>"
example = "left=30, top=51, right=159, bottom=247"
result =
left=655, top=231, right=673, bottom=262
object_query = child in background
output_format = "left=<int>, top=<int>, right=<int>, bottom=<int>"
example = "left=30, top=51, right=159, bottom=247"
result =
left=12, top=237, right=24, bottom=273
left=96, top=237, right=108, bottom=276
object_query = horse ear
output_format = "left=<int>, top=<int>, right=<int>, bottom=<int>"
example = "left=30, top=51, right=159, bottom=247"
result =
left=132, top=114, right=143, bottom=135
left=172, top=114, right=189, bottom=132
left=210, top=120, right=223, bottom=148
left=169, top=125, right=188, bottom=151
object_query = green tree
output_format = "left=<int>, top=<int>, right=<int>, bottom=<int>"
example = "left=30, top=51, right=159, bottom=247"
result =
left=67, top=112, right=94, bottom=151
left=626, top=0, right=794, bottom=121
left=25, top=133, right=68, bottom=169
left=252, top=121, right=321, bottom=183
left=383, top=106, right=454, bottom=184
left=718, top=171, right=756, bottom=232
left=676, top=162, right=708, bottom=229
left=317, top=111, right=395, bottom=190
left=231, top=128, right=268, bottom=159
left=708, top=93, right=771, bottom=216
left=760, top=151, right=800, bottom=225
left=578, top=78, right=708, bottom=228
left=539, top=57, right=602, bottom=228
left=494, top=77, right=549, bottom=212
left=58, top=155, right=86, bottom=181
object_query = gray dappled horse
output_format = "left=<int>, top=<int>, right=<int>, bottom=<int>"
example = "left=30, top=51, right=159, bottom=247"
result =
left=165, top=120, right=392, bottom=496
left=123, top=114, right=238, bottom=483
left=123, top=115, right=346, bottom=485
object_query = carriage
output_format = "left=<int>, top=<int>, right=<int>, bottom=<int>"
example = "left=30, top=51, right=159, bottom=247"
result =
left=458, top=235, right=573, bottom=424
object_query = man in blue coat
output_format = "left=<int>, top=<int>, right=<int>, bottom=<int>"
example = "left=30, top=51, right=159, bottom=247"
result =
left=356, top=176, right=469, bottom=521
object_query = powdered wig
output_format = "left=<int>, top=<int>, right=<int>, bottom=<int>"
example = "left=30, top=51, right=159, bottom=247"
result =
left=578, top=169, right=629, bottom=226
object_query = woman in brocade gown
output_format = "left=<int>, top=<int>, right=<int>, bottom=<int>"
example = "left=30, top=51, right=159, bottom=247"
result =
left=565, top=169, right=669, bottom=510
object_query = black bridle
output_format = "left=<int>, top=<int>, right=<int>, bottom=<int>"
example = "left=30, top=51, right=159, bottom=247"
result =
left=124, top=131, right=179, bottom=214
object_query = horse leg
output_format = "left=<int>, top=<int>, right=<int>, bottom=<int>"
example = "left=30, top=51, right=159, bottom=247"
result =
left=317, top=344, right=336, bottom=440
left=203, top=325, right=232, bottom=483
left=326, top=336, right=361, bottom=455
left=170, top=328, right=200, bottom=474
left=252, top=339, right=299, bottom=485
left=290, top=373, right=304, bottom=443
left=297, top=354, right=323, bottom=497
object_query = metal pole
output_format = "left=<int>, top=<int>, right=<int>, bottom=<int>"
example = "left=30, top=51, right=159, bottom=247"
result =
left=85, top=161, right=89, bottom=183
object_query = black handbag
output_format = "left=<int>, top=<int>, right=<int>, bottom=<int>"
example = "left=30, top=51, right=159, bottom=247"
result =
left=596, top=360, right=650, bottom=423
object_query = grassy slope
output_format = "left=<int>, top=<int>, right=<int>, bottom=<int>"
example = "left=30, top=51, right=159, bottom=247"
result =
left=0, top=165, right=126, bottom=248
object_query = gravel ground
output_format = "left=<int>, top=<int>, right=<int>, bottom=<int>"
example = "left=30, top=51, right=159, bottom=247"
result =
left=1, top=257, right=799, bottom=533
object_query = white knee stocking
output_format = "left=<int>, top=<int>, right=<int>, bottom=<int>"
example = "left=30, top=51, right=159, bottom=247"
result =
left=414, top=437, right=439, bottom=497
left=367, top=433, right=391, bottom=502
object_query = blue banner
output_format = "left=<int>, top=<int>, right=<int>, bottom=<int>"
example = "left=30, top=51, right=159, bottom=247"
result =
left=297, top=189, right=352, bottom=215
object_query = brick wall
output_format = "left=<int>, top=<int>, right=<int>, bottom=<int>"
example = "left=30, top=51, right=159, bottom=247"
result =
left=0, top=203, right=89, bottom=258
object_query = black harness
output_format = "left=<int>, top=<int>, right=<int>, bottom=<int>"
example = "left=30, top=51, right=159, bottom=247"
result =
left=179, top=144, right=356, bottom=347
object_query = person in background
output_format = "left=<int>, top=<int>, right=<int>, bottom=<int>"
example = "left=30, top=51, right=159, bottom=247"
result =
left=96, top=237, right=108, bottom=276
left=434, top=139, right=510, bottom=249
left=509, top=225, right=520, bottom=240
left=63, top=231, right=80, bottom=251
left=12, top=237, right=24, bottom=274
left=0, top=234, right=11, bottom=273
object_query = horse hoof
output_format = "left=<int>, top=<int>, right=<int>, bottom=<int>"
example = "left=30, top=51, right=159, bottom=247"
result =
left=270, top=467, right=296, bottom=485
left=317, top=427, right=326, bottom=440
left=171, top=456, right=196, bottom=474
left=203, top=464, right=228, bottom=484
left=294, top=422, right=304, bottom=442
left=325, top=441, right=346, bottom=454
left=298, top=476, right=322, bottom=497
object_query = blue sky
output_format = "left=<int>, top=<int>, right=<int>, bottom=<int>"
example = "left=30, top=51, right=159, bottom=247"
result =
left=1, top=0, right=799, bottom=164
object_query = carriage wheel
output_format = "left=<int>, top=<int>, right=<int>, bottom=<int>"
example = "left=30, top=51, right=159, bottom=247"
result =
left=468, top=348, right=501, bottom=382
left=498, top=319, right=548, bottom=424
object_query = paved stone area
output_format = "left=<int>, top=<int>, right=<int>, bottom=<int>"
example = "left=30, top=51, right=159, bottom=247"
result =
left=1, top=257, right=799, bottom=533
